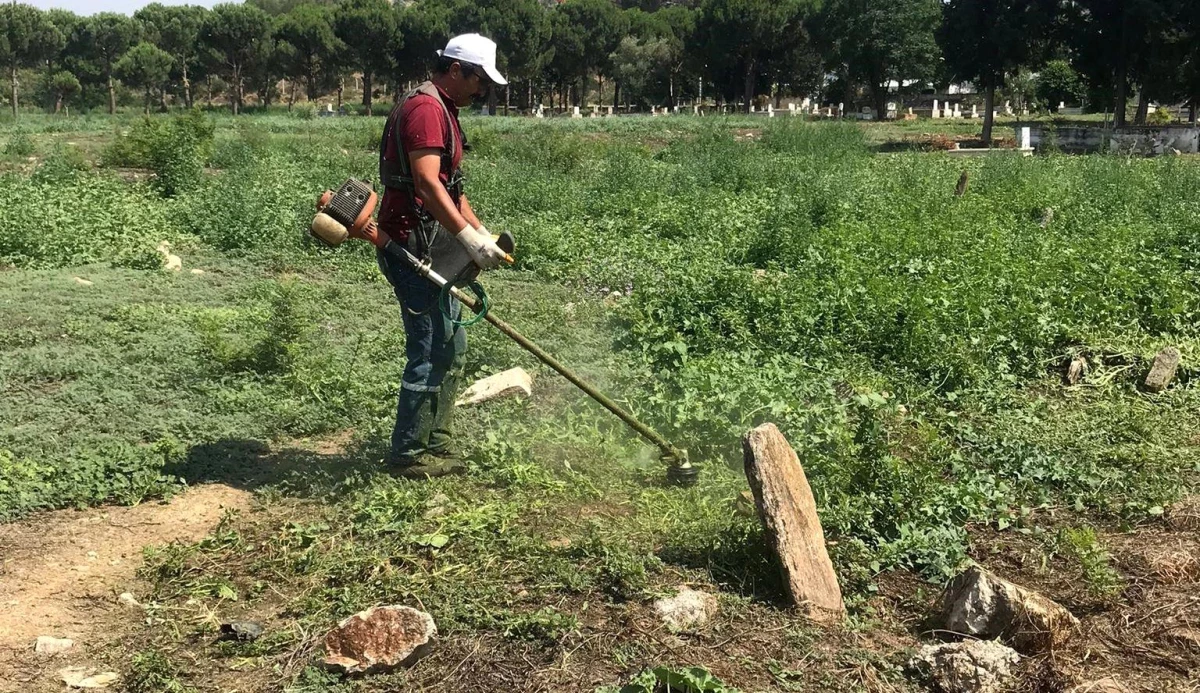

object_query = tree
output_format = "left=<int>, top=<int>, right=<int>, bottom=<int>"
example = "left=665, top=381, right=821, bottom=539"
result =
left=696, top=0, right=813, bottom=112
left=391, top=1, right=448, bottom=92
left=1067, top=0, right=1175, bottom=127
left=202, top=3, right=272, bottom=115
left=333, top=0, right=395, bottom=115
left=276, top=3, right=343, bottom=102
left=0, top=3, right=63, bottom=118
left=610, top=36, right=672, bottom=107
left=549, top=0, right=627, bottom=108
left=1035, top=59, right=1086, bottom=111
left=941, top=0, right=1054, bottom=143
left=135, top=3, right=207, bottom=109
left=77, top=13, right=140, bottom=115
left=116, top=42, right=173, bottom=114
left=820, top=0, right=941, bottom=120
left=247, top=0, right=337, bottom=15
left=44, top=70, right=80, bottom=114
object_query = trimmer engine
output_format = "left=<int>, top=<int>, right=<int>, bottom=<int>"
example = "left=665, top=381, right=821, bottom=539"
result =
left=311, top=179, right=378, bottom=247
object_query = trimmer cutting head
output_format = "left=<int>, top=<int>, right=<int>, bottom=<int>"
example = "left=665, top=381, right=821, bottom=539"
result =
left=662, top=449, right=699, bottom=487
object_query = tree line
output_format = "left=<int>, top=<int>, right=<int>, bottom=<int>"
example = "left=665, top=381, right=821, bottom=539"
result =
left=1, top=0, right=1197, bottom=134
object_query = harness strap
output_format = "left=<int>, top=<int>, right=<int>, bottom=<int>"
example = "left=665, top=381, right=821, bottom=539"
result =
left=379, top=81, right=463, bottom=200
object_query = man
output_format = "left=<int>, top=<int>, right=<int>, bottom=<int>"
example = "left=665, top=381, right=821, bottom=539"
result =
left=376, top=33, right=509, bottom=479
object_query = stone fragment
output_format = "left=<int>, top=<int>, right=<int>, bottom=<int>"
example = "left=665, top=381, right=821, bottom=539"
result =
left=34, top=636, right=74, bottom=654
left=455, top=367, right=532, bottom=407
left=938, top=565, right=1079, bottom=653
left=909, top=640, right=1020, bottom=693
left=73, top=277, right=93, bottom=287
left=118, top=592, right=140, bottom=608
left=743, top=423, right=845, bottom=624
left=1067, top=678, right=1130, bottom=693
left=323, top=605, right=436, bottom=675
left=422, top=492, right=451, bottom=519
left=1144, top=346, right=1180, bottom=393
left=653, top=587, right=718, bottom=632
left=735, top=490, right=756, bottom=517
left=156, top=241, right=182, bottom=272
left=59, top=668, right=119, bottom=689
left=1066, top=355, right=1087, bottom=385
left=219, top=621, right=265, bottom=642
left=190, top=268, right=205, bottom=275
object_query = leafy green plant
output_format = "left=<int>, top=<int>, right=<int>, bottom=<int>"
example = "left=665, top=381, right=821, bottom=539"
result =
left=4, top=131, right=34, bottom=156
left=1058, top=526, right=1124, bottom=598
left=616, top=666, right=741, bottom=693
left=124, top=650, right=193, bottom=693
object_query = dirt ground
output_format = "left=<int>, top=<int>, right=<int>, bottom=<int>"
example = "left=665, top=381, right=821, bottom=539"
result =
left=0, top=484, right=252, bottom=692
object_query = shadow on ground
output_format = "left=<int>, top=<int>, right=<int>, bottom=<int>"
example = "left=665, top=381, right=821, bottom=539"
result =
left=168, top=435, right=390, bottom=498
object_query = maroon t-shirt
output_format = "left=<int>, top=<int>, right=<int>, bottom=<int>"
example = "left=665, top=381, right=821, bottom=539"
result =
left=378, top=85, right=465, bottom=242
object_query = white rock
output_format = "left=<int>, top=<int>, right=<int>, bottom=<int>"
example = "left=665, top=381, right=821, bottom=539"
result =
left=938, top=565, right=1078, bottom=652
left=59, top=667, right=119, bottom=689
left=34, top=636, right=74, bottom=654
left=190, top=268, right=205, bottom=275
left=909, top=640, right=1020, bottom=693
left=156, top=241, right=182, bottom=272
left=455, top=367, right=532, bottom=407
left=73, top=277, right=93, bottom=287
left=653, top=587, right=718, bottom=632
left=118, top=592, right=140, bottom=608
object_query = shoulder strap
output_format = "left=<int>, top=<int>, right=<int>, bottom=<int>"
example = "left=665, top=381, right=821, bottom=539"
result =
left=379, top=81, right=459, bottom=189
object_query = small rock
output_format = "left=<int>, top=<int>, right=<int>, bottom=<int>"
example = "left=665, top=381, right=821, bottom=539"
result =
left=1144, top=346, right=1180, bottom=393
left=219, top=621, right=265, bottom=642
left=156, top=241, right=182, bottom=272
left=118, top=592, right=140, bottom=608
left=455, top=367, right=532, bottom=407
left=909, top=640, right=1020, bottom=693
left=422, top=493, right=450, bottom=519
left=937, top=565, right=1079, bottom=653
left=1039, top=207, right=1055, bottom=228
left=1066, top=355, right=1088, bottom=385
left=654, top=587, right=718, bottom=632
left=59, top=668, right=119, bottom=689
left=34, top=636, right=74, bottom=654
left=1068, top=678, right=1130, bottom=693
left=323, top=605, right=436, bottom=675
left=734, top=490, right=756, bottom=517
left=73, top=277, right=93, bottom=287
left=190, top=268, right=205, bottom=275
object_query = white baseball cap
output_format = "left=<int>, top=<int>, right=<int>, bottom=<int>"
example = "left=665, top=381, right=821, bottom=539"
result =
left=437, top=33, right=507, bottom=86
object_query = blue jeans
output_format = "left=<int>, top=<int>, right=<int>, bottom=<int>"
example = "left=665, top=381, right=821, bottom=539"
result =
left=376, top=248, right=466, bottom=462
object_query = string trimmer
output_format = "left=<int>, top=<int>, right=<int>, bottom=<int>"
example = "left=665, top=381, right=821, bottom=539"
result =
left=309, top=179, right=698, bottom=486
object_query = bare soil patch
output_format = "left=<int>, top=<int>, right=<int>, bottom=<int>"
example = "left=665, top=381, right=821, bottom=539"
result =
left=0, top=483, right=252, bottom=692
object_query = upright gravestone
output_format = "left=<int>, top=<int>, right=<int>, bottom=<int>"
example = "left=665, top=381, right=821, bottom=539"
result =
left=932, top=99, right=940, bottom=119
left=743, top=423, right=845, bottom=625
left=572, top=106, right=581, bottom=119
left=767, top=104, right=774, bottom=118
left=1019, top=126, right=1031, bottom=150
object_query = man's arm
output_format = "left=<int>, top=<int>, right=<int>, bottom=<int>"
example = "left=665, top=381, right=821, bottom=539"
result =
left=458, top=193, right=482, bottom=230
left=409, top=148, right=508, bottom=268
left=409, top=148, right=470, bottom=235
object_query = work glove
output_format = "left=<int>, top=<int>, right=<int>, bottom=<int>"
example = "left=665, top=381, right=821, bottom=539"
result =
left=454, top=223, right=508, bottom=269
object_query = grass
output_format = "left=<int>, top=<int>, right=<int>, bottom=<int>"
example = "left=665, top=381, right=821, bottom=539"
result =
left=1, top=111, right=1198, bottom=690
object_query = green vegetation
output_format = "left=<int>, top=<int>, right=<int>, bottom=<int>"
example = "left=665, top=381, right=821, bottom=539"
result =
left=0, top=114, right=1197, bottom=689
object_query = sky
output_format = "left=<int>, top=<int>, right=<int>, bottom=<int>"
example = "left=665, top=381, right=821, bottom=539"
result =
left=26, top=0, right=228, bottom=15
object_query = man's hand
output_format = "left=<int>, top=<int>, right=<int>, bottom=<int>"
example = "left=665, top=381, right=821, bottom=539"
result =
left=455, top=224, right=508, bottom=269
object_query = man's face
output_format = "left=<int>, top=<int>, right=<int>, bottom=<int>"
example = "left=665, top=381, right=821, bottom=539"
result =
left=449, top=62, right=491, bottom=107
